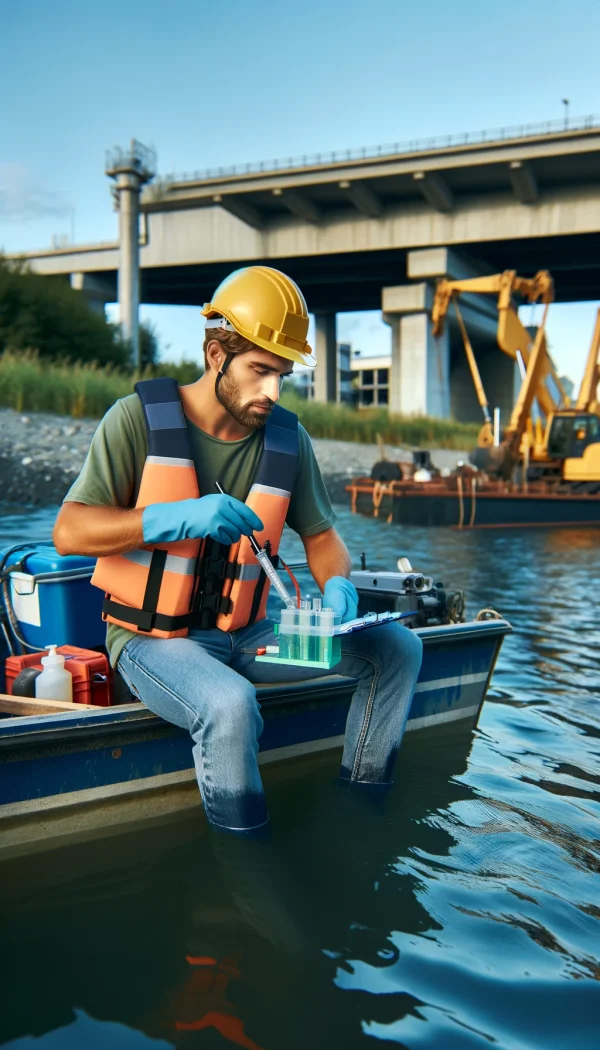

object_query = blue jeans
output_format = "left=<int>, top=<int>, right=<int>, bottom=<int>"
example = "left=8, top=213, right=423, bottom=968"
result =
left=117, top=618, right=423, bottom=833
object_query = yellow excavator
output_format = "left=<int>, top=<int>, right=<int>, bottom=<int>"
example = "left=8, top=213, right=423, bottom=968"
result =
left=548, top=309, right=600, bottom=483
left=432, top=270, right=600, bottom=485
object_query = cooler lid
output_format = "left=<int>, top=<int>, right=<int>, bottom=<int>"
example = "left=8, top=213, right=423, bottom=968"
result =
left=10, top=545, right=96, bottom=577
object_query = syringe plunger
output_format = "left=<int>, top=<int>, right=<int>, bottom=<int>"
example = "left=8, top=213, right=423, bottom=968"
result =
left=254, top=547, right=295, bottom=608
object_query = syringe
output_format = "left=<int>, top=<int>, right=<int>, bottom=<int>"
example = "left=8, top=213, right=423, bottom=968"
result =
left=215, top=482, right=296, bottom=609
left=251, top=542, right=296, bottom=609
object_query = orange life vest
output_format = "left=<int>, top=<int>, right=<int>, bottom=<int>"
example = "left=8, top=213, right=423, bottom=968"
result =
left=91, top=377, right=299, bottom=638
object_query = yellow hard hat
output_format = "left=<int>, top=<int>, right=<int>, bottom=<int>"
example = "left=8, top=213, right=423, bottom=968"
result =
left=201, top=266, right=316, bottom=368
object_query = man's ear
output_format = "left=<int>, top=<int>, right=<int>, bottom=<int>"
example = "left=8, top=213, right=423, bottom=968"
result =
left=205, top=339, right=225, bottom=373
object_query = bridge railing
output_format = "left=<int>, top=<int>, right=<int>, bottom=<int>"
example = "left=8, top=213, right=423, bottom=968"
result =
left=162, top=113, right=600, bottom=187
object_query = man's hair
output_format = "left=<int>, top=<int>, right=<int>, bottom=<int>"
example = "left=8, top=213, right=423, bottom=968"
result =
left=203, top=327, right=255, bottom=370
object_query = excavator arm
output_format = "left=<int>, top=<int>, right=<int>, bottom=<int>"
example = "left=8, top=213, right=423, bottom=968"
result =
left=576, top=307, right=600, bottom=412
left=432, top=270, right=567, bottom=420
left=431, top=270, right=554, bottom=338
left=504, top=305, right=551, bottom=458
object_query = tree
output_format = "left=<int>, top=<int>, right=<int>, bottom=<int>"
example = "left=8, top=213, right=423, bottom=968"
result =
left=0, top=256, right=127, bottom=366
left=139, top=320, right=160, bottom=369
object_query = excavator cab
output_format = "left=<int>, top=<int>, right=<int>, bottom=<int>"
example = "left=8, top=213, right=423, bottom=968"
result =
left=547, top=413, right=600, bottom=460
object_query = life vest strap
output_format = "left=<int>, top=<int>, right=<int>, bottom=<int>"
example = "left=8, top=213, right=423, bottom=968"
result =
left=142, top=548, right=167, bottom=624
left=247, top=541, right=273, bottom=625
left=102, top=595, right=233, bottom=633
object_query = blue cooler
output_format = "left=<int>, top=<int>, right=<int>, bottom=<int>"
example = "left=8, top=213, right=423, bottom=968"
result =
left=0, top=544, right=106, bottom=655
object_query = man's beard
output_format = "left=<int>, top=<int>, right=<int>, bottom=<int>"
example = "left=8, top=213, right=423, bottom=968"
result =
left=216, top=371, right=273, bottom=430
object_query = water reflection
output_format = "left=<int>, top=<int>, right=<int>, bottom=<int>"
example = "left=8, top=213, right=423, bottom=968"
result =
left=0, top=729, right=477, bottom=1049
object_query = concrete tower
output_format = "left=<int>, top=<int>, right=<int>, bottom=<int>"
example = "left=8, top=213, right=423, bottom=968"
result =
left=105, top=140, right=155, bottom=369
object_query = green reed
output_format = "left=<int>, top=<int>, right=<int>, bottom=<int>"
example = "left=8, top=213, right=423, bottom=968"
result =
left=0, top=351, right=202, bottom=419
left=280, top=393, right=479, bottom=449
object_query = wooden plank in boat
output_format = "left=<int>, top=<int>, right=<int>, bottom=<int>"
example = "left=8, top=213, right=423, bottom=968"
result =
left=0, top=694, right=104, bottom=716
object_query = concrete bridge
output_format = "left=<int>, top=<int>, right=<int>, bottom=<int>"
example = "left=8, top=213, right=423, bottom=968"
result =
left=11, top=115, right=600, bottom=421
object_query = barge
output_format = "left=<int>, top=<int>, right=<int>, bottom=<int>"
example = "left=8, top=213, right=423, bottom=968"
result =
left=347, top=476, right=600, bottom=528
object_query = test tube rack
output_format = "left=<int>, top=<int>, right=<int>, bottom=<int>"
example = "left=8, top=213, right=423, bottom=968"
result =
left=255, top=598, right=342, bottom=669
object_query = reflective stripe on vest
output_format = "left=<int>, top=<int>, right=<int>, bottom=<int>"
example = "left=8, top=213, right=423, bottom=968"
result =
left=91, top=377, right=298, bottom=638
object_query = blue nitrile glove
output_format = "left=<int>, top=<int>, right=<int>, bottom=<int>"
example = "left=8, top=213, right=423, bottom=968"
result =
left=142, top=495, right=263, bottom=546
left=323, top=576, right=359, bottom=624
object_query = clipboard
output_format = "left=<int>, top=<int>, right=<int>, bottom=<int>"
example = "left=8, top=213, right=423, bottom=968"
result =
left=333, top=610, right=415, bottom=635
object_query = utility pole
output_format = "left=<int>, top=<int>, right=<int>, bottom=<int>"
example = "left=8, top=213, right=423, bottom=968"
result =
left=105, top=140, right=155, bottom=370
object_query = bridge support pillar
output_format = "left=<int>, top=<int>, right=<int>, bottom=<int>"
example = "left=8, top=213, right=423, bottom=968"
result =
left=313, top=313, right=337, bottom=402
left=405, top=247, right=520, bottom=425
left=70, top=273, right=116, bottom=317
left=383, top=284, right=450, bottom=418
left=117, top=175, right=142, bottom=360
left=384, top=247, right=521, bottom=422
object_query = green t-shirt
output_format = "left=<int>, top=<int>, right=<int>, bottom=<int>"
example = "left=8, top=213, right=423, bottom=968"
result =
left=64, top=393, right=336, bottom=667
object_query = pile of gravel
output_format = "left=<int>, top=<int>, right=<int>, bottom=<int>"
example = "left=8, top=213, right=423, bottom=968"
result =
left=0, top=410, right=98, bottom=506
left=0, top=407, right=468, bottom=508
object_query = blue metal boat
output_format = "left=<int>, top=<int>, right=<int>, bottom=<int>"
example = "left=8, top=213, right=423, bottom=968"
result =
left=0, top=613, right=510, bottom=857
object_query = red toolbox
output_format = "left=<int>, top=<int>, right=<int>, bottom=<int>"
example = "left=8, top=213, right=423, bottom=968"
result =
left=5, top=646, right=112, bottom=706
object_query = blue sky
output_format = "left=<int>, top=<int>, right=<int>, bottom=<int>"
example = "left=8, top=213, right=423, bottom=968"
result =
left=2, top=0, right=599, bottom=385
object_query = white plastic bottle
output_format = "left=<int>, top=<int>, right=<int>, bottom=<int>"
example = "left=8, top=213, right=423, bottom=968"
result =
left=34, top=645, right=73, bottom=702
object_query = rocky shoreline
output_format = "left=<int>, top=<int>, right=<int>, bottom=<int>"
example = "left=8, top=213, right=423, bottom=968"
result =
left=0, top=407, right=467, bottom=508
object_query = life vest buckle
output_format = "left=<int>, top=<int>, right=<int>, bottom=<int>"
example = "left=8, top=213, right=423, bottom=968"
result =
left=196, top=592, right=233, bottom=616
left=136, top=609, right=156, bottom=633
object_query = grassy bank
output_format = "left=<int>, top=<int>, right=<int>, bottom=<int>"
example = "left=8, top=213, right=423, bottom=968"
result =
left=280, top=394, right=479, bottom=449
left=0, top=351, right=201, bottom=418
left=0, top=351, right=479, bottom=449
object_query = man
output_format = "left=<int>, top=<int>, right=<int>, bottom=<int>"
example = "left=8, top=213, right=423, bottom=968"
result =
left=53, top=266, right=422, bottom=835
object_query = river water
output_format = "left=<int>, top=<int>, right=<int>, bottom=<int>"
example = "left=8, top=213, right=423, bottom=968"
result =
left=0, top=504, right=599, bottom=1050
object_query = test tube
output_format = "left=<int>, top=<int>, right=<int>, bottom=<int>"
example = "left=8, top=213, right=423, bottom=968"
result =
left=319, top=606, right=334, bottom=665
left=312, top=597, right=322, bottom=662
left=279, top=607, right=295, bottom=660
left=299, top=599, right=312, bottom=662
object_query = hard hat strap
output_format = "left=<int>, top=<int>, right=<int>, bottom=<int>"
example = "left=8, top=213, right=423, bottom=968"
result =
left=215, top=351, right=234, bottom=395
left=205, top=317, right=236, bottom=394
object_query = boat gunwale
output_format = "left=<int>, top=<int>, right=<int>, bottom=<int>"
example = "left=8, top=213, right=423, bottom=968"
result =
left=0, top=619, right=511, bottom=749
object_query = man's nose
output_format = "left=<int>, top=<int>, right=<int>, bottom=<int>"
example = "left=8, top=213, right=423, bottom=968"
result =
left=262, top=374, right=282, bottom=402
